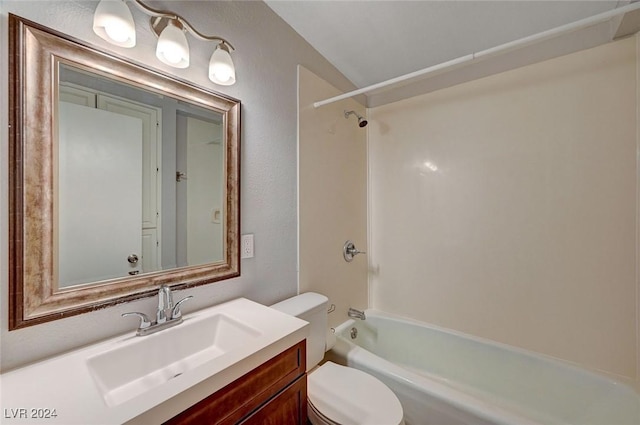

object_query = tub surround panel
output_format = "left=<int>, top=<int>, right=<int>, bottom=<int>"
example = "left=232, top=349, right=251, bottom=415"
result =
left=369, top=37, right=638, bottom=380
left=298, top=66, right=368, bottom=329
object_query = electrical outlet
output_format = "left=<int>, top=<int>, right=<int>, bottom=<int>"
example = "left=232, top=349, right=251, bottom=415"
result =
left=241, top=234, right=254, bottom=259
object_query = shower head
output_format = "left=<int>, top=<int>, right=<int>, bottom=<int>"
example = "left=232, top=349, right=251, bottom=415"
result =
left=344, top=110, right=368, bottom=128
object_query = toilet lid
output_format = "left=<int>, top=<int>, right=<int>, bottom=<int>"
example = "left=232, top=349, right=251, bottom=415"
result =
left=308, top=362, right=403, bottom=425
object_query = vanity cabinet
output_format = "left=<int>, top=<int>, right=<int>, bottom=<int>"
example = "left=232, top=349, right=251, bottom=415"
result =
left=164, top=340, right=307, bottom=425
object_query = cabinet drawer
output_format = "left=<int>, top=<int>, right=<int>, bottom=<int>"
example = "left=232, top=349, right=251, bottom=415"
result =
left=164, top=340, right=306, bottom=425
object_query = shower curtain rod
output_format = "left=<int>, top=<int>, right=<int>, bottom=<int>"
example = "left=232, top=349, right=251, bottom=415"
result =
left=313, top=1, right=640, bottom=108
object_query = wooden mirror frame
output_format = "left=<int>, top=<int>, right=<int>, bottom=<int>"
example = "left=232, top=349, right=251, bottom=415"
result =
left=8, top=14, right=241, bottom=330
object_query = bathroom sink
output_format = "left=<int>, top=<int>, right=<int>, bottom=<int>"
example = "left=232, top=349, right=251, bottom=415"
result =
left=87, top=310, right=261, bottom=407
left=2, top=297, right=308, bottom=424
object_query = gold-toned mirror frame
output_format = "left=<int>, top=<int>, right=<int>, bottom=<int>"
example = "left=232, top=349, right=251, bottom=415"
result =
left=8, top=14, right=241, bottom=330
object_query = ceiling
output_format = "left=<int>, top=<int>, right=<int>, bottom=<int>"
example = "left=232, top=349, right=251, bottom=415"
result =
left=265, top=1, right=640, bottom=106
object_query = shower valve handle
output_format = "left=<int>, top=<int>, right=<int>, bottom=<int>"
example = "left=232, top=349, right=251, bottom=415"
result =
left=343, top=240, right=366, bottom=262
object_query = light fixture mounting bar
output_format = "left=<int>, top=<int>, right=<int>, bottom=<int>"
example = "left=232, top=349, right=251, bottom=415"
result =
left=129, top=0, right=234, bottom=49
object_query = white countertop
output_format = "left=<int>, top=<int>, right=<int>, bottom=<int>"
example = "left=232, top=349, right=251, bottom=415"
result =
left=0, top=298, right=308, bottom=425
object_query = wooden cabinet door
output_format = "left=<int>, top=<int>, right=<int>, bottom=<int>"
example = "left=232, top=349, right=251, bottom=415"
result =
left=240, top=375, right=307, bottom=425
left=164, top=341, right=306, bottom=425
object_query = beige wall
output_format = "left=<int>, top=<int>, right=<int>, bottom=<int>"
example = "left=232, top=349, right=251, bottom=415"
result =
left=369, top=36, right=638, bottom=381
left=298, top=66, right=368, bottom=328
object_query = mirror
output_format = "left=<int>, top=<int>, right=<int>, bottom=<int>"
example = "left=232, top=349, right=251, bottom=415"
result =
left=58, top=64, right=227, bottom=286
left=8, top=15, right=241, bottom=329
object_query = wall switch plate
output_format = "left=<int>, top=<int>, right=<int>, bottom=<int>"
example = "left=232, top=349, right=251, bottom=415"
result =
left=241, top=234, right=254, bottom=259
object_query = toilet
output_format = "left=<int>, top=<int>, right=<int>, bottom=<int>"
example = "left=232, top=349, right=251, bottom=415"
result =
left=271, top=293, right=404, bottom=425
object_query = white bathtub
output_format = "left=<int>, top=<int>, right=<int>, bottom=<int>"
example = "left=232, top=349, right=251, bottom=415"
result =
left=327, top=311, right=640, bottom=425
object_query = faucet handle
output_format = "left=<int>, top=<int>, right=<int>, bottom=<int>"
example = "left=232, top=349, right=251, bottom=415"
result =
left=171, top=296, right=193, bottom=320
left=122, top=312, right=152, bottom=330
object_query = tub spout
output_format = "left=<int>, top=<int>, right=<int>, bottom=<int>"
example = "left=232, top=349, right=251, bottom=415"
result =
left=348, top=307, right=366, bottom=320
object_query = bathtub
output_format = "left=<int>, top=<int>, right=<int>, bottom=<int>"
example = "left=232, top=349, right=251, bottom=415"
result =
left=327, top=311, right=640, bottom=425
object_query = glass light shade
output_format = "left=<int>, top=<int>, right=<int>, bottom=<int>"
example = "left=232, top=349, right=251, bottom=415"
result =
left=93, top=0, right=136, bottom=48
left=156, top=21, right=190, bottom=69
left=208, top=44, right=236, bottom=86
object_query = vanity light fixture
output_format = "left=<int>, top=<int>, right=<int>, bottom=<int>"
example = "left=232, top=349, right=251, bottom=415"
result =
left=155, top=18, right=190, bottom=68
left=92, top=0, right=136, bottom=47
left=93, top=0, right=236, bottom=85
left=208, top=42, right=236, bottom=86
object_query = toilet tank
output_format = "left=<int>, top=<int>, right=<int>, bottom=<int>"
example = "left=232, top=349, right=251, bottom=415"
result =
left=271, top=292, right=328, bottom=370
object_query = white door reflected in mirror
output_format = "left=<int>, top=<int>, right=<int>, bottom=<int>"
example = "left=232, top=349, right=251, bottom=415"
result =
left=58, top=102, right=143, bottom=287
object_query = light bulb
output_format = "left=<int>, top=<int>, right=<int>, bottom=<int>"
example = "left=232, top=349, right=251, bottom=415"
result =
left=208, top=44, right=236, bottom=85
left=211, top=63, right=233, bottom=83
left=161, top=47, right=183, bottom=65
left=93, top=0, right=136, bottom=48
left=156, top=21, right=189, bottom=68
left=103, top=20, right=130, bottom=43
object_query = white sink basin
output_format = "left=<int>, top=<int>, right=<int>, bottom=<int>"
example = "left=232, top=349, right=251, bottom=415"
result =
left=87, top=312, right=261, bottom=407
left=1, top=297, right=308, bottom=425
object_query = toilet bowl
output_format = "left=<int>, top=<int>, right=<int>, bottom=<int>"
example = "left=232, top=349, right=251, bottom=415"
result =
left=271, top=293, right=404, bottom=425
left=307, top=361, right=403, bottom=425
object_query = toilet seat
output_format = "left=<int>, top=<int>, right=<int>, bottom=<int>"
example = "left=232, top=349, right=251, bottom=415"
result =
left=308, top=400, right=341, bottom=425
left=307, top=362, right=404, bottom=425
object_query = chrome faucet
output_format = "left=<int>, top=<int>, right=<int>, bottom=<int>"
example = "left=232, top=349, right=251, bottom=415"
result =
left=348, top=307, right=366, bottom=320
left=156, top=285, right=172, bottom=324
left=122, top=285, right=193, bottom=336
